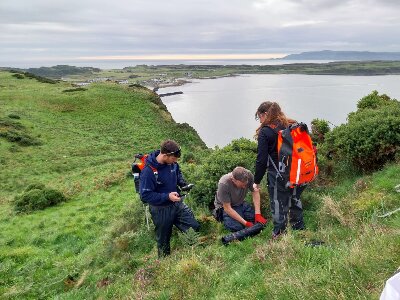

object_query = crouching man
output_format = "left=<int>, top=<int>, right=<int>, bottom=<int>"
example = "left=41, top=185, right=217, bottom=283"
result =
left=213, top=167, right=267, bottom=232
left=139, top=140, right=199, bottom=257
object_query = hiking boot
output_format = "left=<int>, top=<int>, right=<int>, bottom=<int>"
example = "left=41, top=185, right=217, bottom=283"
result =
left=292, top=225, right=305, bottom=231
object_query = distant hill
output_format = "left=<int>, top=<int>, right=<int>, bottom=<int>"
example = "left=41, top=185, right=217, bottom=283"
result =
left=25, top=65, right=101, bottom=78
left=282, top=50, right=400, bottom=61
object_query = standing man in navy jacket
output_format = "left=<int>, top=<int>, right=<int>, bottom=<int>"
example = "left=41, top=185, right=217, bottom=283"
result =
left=139, top=140, right=199, bottom=257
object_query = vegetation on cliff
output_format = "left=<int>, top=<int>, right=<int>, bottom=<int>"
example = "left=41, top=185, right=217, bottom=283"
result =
left=0, top=71, right=398, bottom=299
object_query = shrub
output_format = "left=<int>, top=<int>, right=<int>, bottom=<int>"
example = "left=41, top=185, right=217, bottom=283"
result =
left=13, top=185, right=67, bottom=213
left=129, top=83, right=145, bottom=88
left=8, top=114, right=21, bottom=119
left=181, top=151, right=196, bottom=163
left=0, top=118, right=41, bottom=146
left=43, top=189, right=67, bottom=205
left=356, top=90, right=394, bottom=110
left=25, top=183, right=46, bottom=192
left=12, top=73, right=24, bottom=79
left=311, top=118, right=330, bottom=144
left=322, top=91, right=400, bottom=172
left=62, top=87, right=87, bottom=93
left=178, top=228, right=200, bottom=247
left=1, top=129, right=41, bottom=146
left=186, top=138, right=257, bottom=207
left=23, top=72, right=58, bottom=84
left=149, top=93, right=168, bottom=111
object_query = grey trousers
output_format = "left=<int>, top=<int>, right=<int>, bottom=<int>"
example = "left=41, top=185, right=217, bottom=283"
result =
left=267, top=170, right=305, bottom=235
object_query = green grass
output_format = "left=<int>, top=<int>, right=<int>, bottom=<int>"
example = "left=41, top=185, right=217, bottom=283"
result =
left=0, top=70, right=205, bottom=298
left=0, top=70, right=399, bottom=299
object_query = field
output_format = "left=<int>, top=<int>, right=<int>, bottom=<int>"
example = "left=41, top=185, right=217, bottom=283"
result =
left=0, top=70, right=399, bottom=299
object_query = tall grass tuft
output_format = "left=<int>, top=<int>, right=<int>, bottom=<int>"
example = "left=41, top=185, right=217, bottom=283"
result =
left=318, top=195, right=353, bottom=227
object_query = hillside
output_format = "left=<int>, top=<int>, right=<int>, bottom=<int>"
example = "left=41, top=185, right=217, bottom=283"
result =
left=0, top=70, right=206, bottom=298
left=283, top=50, right=400, bottom=61
left=0, top=70, right=399, bottom=299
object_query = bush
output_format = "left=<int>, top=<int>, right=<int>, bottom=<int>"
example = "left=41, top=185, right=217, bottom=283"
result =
left=322, top=91, right=400, bottom=172
left=0, top=118, right=41, bottom=146
left=181, top=151, right=196, bottom=164
left=25, top=183, right=46, bottom=192
left=13, top=184, right=67, bottom=213
left=129, top=83, right=145, bottom=88
left=8, top=114, right=21, bottom=119
left=186, top=138, right=257, bottom=207
left=356, top=90, right=394, bottom=110
left=12, top=73, right=24, bottom=79
left=1, top=129, right=41, bottom=146
left=23, top=72, right=58, bottom=84
left=149, top=94, right=168, bottom=111
left=62, top=87, right=87, bottom=93
left=311, top=118, right=330, bottom=144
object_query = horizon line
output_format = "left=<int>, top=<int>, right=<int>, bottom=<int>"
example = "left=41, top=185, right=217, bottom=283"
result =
left=77, top=53, right=287, bottom=61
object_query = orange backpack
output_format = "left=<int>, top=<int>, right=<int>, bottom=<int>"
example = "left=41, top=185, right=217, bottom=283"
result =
left=131, top=154, right=158, bottom=194
left=270, top=123, right=318, bottom=188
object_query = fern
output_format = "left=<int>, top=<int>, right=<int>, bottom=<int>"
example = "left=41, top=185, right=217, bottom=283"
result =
left=179, top=228, right=200, bottom=246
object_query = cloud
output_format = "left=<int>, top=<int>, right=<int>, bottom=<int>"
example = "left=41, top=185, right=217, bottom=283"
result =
left=1, top=0, right=400, bottom=67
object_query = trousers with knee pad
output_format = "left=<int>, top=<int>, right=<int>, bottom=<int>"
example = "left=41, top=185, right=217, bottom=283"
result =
left=267, top=169, right=305, bottom=236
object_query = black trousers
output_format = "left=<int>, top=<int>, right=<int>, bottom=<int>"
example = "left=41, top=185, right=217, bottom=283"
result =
left=150, top=201, right=199, bottom=257
left=267, top=170, right=305, bottom=236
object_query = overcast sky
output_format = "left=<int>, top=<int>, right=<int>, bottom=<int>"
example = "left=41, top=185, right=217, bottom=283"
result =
left=1, top=0, right=400, bottom=67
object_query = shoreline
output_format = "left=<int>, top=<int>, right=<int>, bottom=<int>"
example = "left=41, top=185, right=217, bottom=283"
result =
left=13, top=61, right=400, bottom=89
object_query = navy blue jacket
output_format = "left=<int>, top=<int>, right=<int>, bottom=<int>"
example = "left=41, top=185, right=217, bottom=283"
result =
left=139, top=150, right=186, bottom=206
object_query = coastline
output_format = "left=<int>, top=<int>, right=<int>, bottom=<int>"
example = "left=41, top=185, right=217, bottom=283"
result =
left=13, top=61, right=400, bottom=90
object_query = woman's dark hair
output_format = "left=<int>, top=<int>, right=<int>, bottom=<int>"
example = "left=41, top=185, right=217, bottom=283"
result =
left=254, top=101, right=294, bottom=139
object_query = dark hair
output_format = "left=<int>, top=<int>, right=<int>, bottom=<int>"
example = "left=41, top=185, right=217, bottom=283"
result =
left=254, top=101, right=294, bottom=138
left=160, top=140, right=181, bottom=157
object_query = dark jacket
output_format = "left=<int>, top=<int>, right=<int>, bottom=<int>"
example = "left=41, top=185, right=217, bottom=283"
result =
left=254, top=125, right=282, bottom=184
left=139, top=150, right=186, bottom=206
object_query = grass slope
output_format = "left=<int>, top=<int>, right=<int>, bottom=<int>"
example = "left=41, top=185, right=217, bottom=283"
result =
left=0, top=70, right=399, bottom=299
left=0, top=71, right=205, bottom=298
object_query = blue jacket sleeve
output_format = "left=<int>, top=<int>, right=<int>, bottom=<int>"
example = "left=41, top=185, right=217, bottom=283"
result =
left=176, top=164, right=187, bottom=187
left=254, top=128, right=269, bottom=184
left=139, top=167, right=170, bottom=205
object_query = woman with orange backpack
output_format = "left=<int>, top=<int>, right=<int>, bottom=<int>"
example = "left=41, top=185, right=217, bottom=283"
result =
left=253, top=101, right=307, bottom=239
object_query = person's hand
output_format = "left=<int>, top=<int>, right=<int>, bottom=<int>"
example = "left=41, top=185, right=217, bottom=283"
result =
left=255, top=213, right=267, bottom=224
left=253, top=183, right=260, bottom=192
left=169, top=192, right=181, bottom=202
left=245, top=221, right=254, bottom=228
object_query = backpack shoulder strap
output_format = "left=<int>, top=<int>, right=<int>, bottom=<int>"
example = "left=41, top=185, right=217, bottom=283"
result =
left=268, top=155, right=283, bottom=179
left=144, top=163, right=158, bottom=181
left=262, top=124, right=284, bottom=179
left=262, top=124, right=279, bottom=135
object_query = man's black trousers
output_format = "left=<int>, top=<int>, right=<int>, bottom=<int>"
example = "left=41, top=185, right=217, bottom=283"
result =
left=150, top=201, right=199, bottom=257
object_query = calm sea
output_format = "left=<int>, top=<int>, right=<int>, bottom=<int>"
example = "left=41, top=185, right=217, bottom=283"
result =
left=6, top=59, right=332, bottom=69
left=158, top=74, right=400, bottom=147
